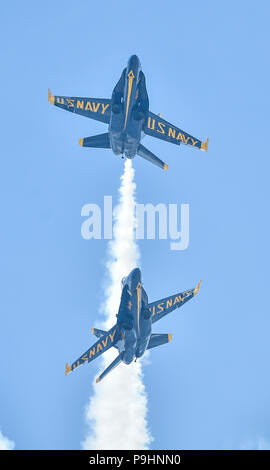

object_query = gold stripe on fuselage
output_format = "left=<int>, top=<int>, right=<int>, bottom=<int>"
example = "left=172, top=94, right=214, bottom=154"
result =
left=136, top=282, right=141, bottom=334
left=124, top=70, right=135, bottom=129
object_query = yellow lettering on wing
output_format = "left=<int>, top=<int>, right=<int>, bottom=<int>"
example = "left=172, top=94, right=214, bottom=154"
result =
left=173, top=296, right=180, bottom=305
left=152, top=305, right=155, bottom=316
left=157, top=302, right=164, bottom=313
left=85, top=101, right=93, bottom=111
left=82, top=354, right=88, bottom=362
left=166, top=298, right=173, bottom=308
left=101, top=103, right=109, bottom=114
left=96, top=343, right=103, bottom=353
left=101, top=336, right=108, bottom=348
left=109, top=329, right=116, bottom=343
left=168, top=128, right=176, bottom=139
left=176, top=132, right=184, bottom=142
left=56, top=97, right=64, bottom=105
left=147, top=117, right=155, bottom=130
left=77, top=100, right=84, bottom=109
left=176, top=133, right=190, bottom=145
left=191, top=138, right=198, bottom=146
left=157, top=122, right=166, bottom=134
left=89, top=347, right=95, bottom=359
left=92, top=102, right=100, bottom=113
left=67, top=98, right=74, bottom=108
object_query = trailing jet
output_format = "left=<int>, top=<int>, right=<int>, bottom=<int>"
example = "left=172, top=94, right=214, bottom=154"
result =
left=65, top=268, right=201, bottom=383
left=48, top=55, right=208, bottom=170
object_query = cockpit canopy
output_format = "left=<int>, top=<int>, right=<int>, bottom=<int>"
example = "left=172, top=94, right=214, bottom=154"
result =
left=121, top=277, right=127, bottom=289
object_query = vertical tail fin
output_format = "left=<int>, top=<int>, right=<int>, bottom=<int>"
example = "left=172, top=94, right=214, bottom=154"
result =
left=137, top=144, right=168, bottom=170
left=96, top=354, right=123, bottom=383
left=79, top=133, right=111, bottom=148
left=147, top=333, right=172, bottom=350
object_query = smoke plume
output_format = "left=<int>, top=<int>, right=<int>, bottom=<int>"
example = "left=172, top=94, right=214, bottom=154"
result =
left=0, top=428, right=14, bottom=450
left=82, top=159, right=152, bottom=450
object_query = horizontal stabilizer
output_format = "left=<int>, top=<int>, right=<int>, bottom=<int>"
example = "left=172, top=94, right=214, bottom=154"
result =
left=91, top=328, right=106, bottom=338
left=96, top=353, right=123, bottom=383
left=79, top=133, right=111, bottom=149
left=147, top=333, right=172, bottom=350
left=137, top=144, right=168, bottom=170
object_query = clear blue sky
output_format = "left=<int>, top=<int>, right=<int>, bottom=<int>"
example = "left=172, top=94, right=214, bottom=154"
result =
left=0, top=0, right=269, bottom=450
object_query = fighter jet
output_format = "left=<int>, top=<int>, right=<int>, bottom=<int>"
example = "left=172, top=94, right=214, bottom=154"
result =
left=65, top=268, right=201, bottom=382
left=48, top=55, right=208, bottom=170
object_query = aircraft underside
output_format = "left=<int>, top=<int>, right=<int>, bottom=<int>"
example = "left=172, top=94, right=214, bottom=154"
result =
left=48, top=54, right=208, bottom=172
left=65, top=268, right=201, bottom=383
left=48, top=55, right=204, bottom=382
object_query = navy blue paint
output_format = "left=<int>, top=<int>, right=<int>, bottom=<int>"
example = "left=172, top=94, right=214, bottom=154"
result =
left=51, top=55, right=206, bottom=170
left=69, top=268, right=198, bottom=382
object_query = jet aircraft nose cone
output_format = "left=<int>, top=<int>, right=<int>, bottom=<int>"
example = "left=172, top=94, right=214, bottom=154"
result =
left=129, top=268, right=142, bottom=291
left=128, top=55, right=140, bottom=71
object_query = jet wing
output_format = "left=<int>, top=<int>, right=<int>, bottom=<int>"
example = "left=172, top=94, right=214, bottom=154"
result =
left=65, top=324, right=121, bottom=376
left=144, top=111, right=208, bottom=152
left=48, top=89, right=111, bottom=124
left=148, top=281, right=201, bottom=324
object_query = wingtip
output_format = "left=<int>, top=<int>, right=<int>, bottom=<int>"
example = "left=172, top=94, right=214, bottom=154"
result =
left=91, top=328, right=95, bottom=335
left=201, top=137, right=209, bottom=152
left=48, top=88, right=55, bottom=105
left=168, top=333, right=172, bottom=342
left=65, top=362, right=71, bottom=376
left=164, top=163, right=168, bottom=170
left=96, top=377, right=101, bottom=384
left=79, top=138, right=84, bottom=146
left=194, top=280, right=202, bottom=296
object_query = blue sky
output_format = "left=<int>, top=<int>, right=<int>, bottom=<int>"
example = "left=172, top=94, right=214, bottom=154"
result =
left=0, top=0, right=270, bottom=449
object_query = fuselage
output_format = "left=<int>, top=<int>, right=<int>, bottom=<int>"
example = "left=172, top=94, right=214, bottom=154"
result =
left=109, top=55, right=149, bottom=159
left=116, top=268, right=152, bottom=364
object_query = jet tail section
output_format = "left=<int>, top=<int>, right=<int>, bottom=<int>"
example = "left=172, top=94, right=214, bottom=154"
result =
left=79, top=133, right=111, bottom=149
left=147, top=333, right=172, bottom=350
left=137, top=144, right=168, bottom=170
left=96, top=353, right=123, bottom=383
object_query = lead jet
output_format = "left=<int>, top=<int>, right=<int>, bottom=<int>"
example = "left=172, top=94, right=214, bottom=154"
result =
left=48, top=55, right=208, bottom=170
left=65, top=268, right=201, bottom=382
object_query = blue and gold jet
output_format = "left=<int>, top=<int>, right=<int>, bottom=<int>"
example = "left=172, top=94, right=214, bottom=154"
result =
left=65, top=268, right=201, bottom=382
left=49, top=55, right=208, bottom=170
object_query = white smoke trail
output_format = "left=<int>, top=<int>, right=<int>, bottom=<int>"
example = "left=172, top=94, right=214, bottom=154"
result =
left=0, top=428, right=14, bottom=450
left=82, top=159, right=152, bottom=450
